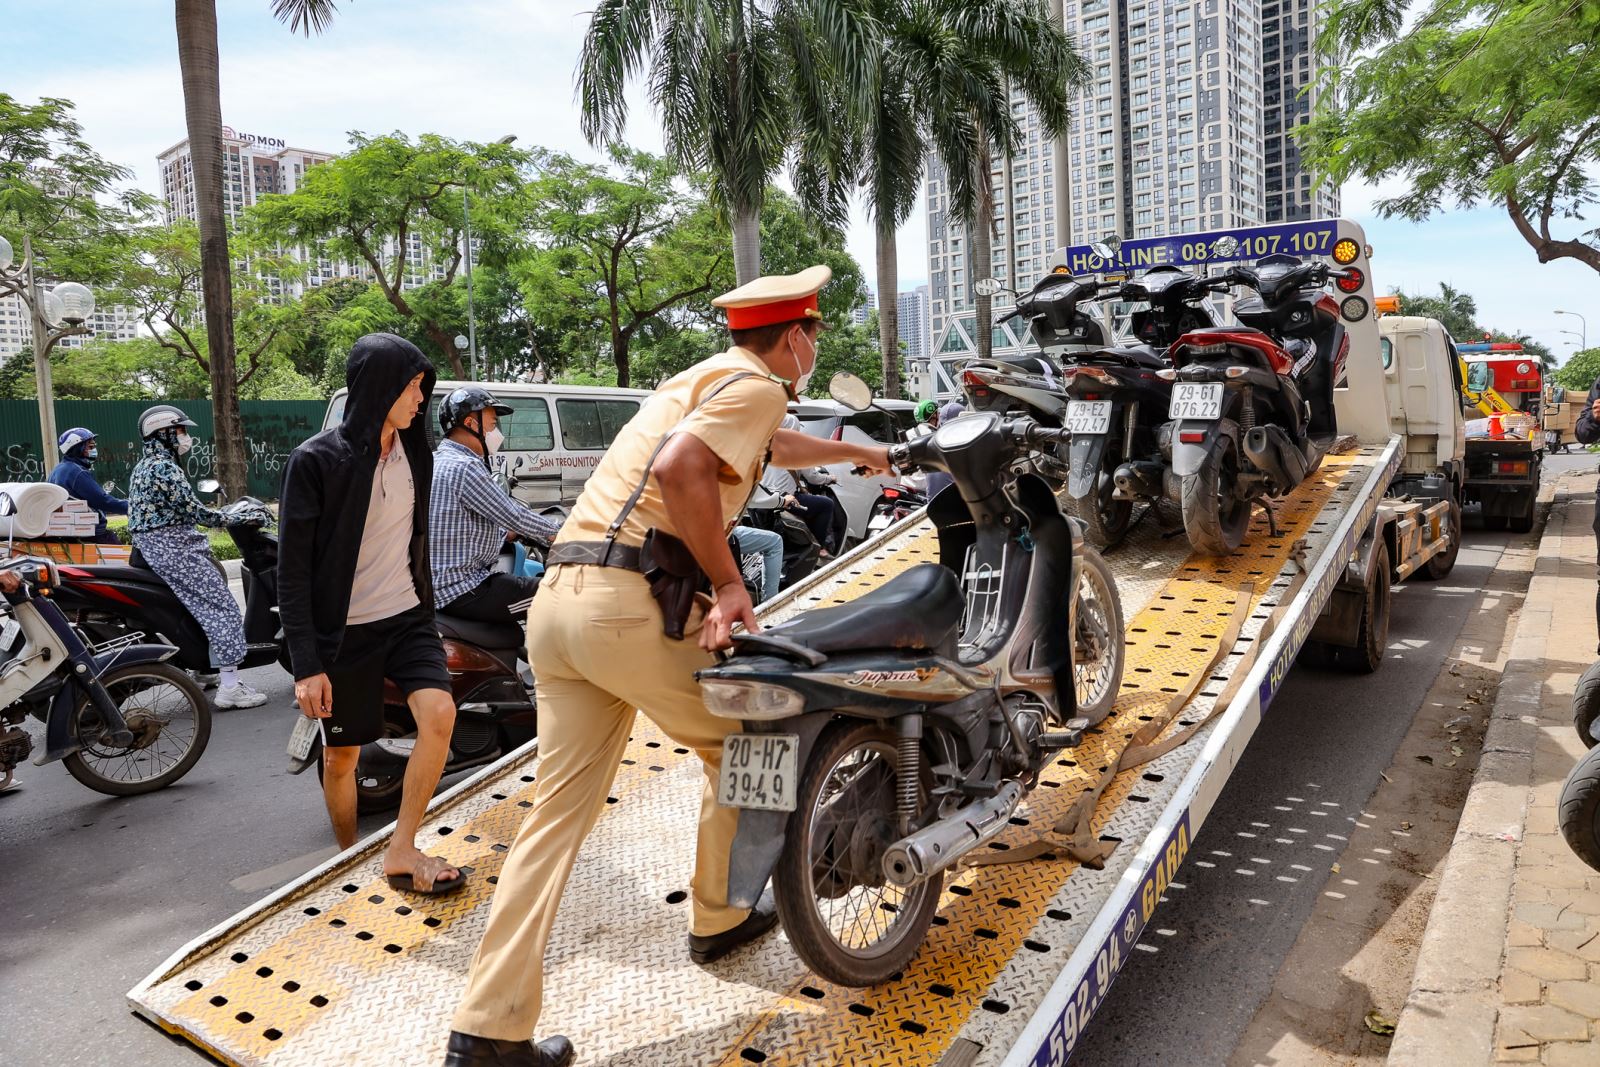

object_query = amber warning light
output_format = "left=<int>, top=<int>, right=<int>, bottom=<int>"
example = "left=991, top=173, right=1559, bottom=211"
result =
left=1332, top=238, right=1360, bottom=265
left=1375, top=295, right=1402, bottom=315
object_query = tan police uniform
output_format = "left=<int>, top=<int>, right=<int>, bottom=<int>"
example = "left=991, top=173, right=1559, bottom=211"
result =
left=452, top=266, right=830, bottom=1042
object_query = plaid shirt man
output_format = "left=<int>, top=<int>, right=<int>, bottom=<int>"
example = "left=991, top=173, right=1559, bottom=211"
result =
left=429, top=440, right=561, bottom=607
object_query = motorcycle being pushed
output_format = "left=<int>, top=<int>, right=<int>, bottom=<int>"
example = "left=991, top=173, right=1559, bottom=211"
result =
left=695, top=372, right=1125, bottom=985
left=0, top=492, right=210, bottom=795
left=1161, top=253, right=1358, bottom=554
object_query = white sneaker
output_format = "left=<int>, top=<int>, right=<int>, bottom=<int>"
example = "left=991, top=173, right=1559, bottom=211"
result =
left=215, top=682, right=269, bottom=710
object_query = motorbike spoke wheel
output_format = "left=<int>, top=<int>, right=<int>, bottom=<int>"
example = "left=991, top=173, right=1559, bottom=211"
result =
left=1066, top=482, right=1134, bottom=549
left=774, top=720, right=942, bottom=986
left=1071, top=546, right=1126, bottom=725
left=63, top=662, right=211, bottom=796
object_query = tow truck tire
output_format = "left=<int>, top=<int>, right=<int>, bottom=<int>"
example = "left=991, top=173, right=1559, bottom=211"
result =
left=774, top=719, right=942, bottom=987
left=1416, top=498, right=1462, bottom=581
left=1558, top=745, right=1600, bottom=873
left=1328, top=541, right=1392, bottom=675
left=1484, top=514, right=1509, bottom=532
left=1510, top=493, right=1536, bottom=534
left=1573, top=660, right=1600, bottom=749
left=1181, top=431, right=1249, bottom=556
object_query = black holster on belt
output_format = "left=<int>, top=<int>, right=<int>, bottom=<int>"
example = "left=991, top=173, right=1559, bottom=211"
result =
left=638, top=528, right=709, bottom=640
left=598, top=370, right=771, bottom=640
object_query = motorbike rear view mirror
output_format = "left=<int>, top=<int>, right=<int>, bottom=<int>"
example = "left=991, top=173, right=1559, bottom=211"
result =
left=829, top=371, right=875, bottom=413
left=197, top=478, right=221, bottom=497
left=0, top=492, right=14, bottom=519
left=1091, top=233, right=1123, bottom=260
left=973, top=278, right=1009, bottom=298
left=1466, top=361, right=1492, bottom=394
left=1211, top=235, right=1240, bottom=258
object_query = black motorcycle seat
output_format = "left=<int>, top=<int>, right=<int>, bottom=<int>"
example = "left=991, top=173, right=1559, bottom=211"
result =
left=991, top=353, right=1060, bottom=376
left=68, top=562, right=174, bottom=589
left=435, top=613, right=524, bottom=651
left=765, top=563, right=962, bottom=656
left=1116, top=344, right=1167, bottom=368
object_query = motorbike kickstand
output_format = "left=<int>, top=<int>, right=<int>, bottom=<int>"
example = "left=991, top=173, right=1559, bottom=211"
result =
left=1252, top=496, right=1282, bottom=537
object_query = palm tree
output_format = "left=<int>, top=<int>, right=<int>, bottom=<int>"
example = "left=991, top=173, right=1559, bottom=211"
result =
left=577, top=0, right=878, bottom=285
left=172, top=0, right=337, bottom=495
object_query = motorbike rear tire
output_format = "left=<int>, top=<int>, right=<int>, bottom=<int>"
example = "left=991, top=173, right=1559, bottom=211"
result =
left=773, top=719, right=942, bottom=987
left=315, top=713, right=415, bottom=816
left=1066, top=484, right=1133, bottom=550
left=1181, top=430, right=1250, bottom=556
left=1558, top=744, right=1600, bottom=873
left=62, top=662, right=211, bottom=796
left=1572, top=660, right=1600, bottom=749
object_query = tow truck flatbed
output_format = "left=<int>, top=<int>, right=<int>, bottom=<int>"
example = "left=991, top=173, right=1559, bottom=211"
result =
left=129, top=440, right=1400, bottom=1067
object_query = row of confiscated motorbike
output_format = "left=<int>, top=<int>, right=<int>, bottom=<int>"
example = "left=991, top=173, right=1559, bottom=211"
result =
left=960, top=234, right=1362, bottom=555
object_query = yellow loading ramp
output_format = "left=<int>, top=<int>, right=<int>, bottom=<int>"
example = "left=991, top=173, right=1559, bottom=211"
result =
left=129, top=443, right=1398, bottom=1067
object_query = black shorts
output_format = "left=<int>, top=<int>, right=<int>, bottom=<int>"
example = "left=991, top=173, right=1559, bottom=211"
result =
left=322, top=604, right=450, bottom=747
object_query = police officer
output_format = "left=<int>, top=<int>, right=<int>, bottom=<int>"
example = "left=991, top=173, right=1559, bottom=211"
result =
left=1575, top=379, right=1600, bottom=651
left=48, top=427, right=127, bottom=543
left=444, top=266, right=892, bottom=1067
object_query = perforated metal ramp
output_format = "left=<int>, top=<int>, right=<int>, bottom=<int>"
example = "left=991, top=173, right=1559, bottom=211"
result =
left=130, top=444, right=1397, bottom=1067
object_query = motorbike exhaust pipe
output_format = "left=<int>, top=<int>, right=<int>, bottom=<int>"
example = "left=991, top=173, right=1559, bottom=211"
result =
left=1242, top=424, right=1308, bottom=493
left=881, top=779, right=1025, bottom=887
left=1113, top=460, right=1164, bottom=499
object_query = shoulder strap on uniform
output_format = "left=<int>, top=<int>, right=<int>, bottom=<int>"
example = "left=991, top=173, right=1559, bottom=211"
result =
left=603, top=371, right=775, bottom=554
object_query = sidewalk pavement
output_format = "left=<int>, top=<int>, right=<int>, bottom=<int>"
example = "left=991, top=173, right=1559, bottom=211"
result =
left=1391, top=471, right=1600, bottom=1065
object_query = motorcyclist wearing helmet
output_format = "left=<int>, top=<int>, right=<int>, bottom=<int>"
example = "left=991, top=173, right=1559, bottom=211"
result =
left=127, top=405, right=267, bottom=710
left=914, top=399, right=941, bottom=429
left=48, top=427, right=127, bottom=543
left=429, top=386, right=562, bottom=625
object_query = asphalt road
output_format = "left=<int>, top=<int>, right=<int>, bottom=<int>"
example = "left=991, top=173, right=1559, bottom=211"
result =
left=0, top=466, right=1581, bottom=1067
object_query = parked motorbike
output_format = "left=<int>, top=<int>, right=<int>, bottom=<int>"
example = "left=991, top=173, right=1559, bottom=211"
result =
left=865, top=474, right=929, bottom=537
left=1161, top=252, right=1356, bottom=554
left=742, top=486, right=823, bottom=594
left=697, top=372, right=1124, bottom=985
left=53, top=492, right=284, bottom=676
left=0, top=492, right=210, bottom=795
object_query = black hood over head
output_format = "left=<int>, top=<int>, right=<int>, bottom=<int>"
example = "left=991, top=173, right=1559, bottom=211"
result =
left=340, top=333, right=437, bottom=456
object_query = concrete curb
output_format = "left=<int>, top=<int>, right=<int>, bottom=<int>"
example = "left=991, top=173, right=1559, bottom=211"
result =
left=1388, top=477, right=1569, bottom=1063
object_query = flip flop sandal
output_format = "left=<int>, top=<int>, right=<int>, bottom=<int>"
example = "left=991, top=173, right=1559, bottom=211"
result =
left=386, top=854, right=467, bottom=896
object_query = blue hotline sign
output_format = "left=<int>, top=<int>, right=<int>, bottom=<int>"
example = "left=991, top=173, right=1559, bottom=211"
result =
left=1056, top=220, right=1340, bottom=276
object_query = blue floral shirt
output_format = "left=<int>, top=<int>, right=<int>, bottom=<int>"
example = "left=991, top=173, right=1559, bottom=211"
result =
left=127, top=439, right=229, bottom=534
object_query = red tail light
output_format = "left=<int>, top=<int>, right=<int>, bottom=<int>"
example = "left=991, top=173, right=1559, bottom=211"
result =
left=1494, top=460, right=1530, bottom=476
left=882, top=489, right=900, bottom=499
left=1336, top=267, right=1365, bottom=293
left=1081, top=393, right=1103, bottom=401
left=1179, top=431, right=1206, bottom=444
left=444, top=640, right=500, bottom=672
left=831, top=426, right=843, bottom=441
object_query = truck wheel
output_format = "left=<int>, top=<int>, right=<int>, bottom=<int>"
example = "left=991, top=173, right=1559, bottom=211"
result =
left=1328, top=541, right=1392, bottom=675
left=1574, top=660, right=1600, bottom=749
left=1509, top=494, right=1536, bottom=534
left=1484, top=514, right=1509, bottom=532
left=1416, top=499, right=1462, bottom=581
left=1181, top=428, right=1249, bottom=556
left=1558, top=745, right=1600, bottom=873
left=1066, top=483, right=1133, bottom=549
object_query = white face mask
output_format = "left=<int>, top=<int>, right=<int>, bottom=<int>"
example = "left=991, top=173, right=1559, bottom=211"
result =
left=483, top=427, right=505, bottom=455
left=787, top=327, right=817, bottom=399
left=176, top=432, right=193, bottom=456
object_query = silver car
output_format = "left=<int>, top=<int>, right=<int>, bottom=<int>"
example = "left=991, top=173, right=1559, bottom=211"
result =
left=788, top=398, right=919, bottom=544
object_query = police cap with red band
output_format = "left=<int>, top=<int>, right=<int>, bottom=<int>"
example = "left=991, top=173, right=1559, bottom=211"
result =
left=713, top=264, right=832, bottom=330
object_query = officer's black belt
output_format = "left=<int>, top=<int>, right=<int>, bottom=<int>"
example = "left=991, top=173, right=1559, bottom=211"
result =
left=546, top=540, right=644, bottom=572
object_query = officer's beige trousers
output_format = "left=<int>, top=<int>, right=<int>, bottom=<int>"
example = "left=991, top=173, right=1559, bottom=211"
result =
left=452, top=563, right=747, bottom=1040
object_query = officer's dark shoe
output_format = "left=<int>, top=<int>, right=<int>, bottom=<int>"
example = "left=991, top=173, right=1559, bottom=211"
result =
left=688, top=888, right=779, bottom=965
left=442, top=1031, right=574, bottom=1067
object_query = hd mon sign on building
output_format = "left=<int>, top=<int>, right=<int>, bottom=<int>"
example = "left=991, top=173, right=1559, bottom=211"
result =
left=221, top=125, right=286, bottom=149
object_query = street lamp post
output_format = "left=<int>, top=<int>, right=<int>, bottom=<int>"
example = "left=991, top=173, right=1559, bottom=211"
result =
left=1556, top=309, right=1587, bottom=352
left=0, top=234, right=95, bottom=465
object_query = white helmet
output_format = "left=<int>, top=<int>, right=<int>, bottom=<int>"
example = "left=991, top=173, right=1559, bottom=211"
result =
left=138, top=404, right=197, bottom=440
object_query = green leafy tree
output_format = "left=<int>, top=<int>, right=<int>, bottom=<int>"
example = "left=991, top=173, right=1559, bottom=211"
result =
left=577, top=0, right=878, bottom=284
left=520, top=148, right=727, bottom=387
left=816, top=311, right=885, bottom=391
left=1303, top=0, right=1600, bottom=274
left=246, top=132, right=532, bottom=376
left=1394, top=283, right=1480, bottom=341
left=857, top=1, right=1087, bottom=390
left=171, top=0, right=339, bottom=494
left=1555, top=349, right=1600, bottom=393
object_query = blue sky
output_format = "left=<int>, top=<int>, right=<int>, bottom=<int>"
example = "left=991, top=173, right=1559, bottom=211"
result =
left=8, top=1, right=1596, bottom=360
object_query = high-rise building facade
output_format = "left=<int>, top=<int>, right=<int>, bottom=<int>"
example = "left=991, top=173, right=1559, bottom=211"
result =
left=924, top=0, right=1334, bottom=394
left=1262, top=1, right=1339, bottom=221
left=897, top=285, right=931, bottom=364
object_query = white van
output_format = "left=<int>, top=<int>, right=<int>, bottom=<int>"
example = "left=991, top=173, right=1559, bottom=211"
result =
left=321, top=380, right=651, bottom=508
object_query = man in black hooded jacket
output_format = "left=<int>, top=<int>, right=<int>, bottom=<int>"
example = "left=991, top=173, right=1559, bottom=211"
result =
left=279, top=333, right=465, bottom=896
